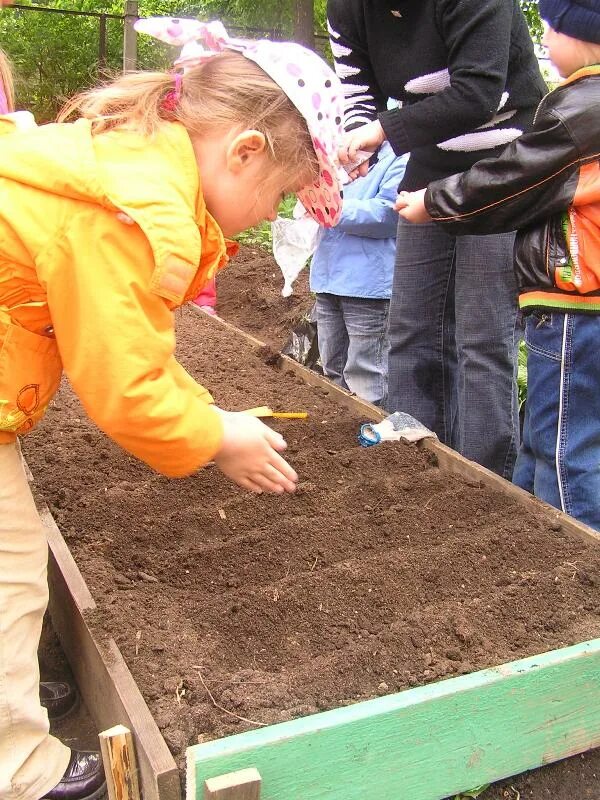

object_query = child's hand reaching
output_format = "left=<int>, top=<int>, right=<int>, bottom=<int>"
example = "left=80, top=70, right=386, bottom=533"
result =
left=394, top=189, right=432, bottom=223
left=212, top=408, right=298, bottom=494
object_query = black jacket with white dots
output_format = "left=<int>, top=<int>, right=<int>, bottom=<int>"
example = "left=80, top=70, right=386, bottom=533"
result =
left=327, top=0, right=547, bottom=190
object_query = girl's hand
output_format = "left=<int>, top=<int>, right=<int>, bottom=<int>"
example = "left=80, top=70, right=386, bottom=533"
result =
left=212, top=408, right=298, bottom=494
left=394, top=189, right=431, bottom=223
left=338, top=121, right=386, bottom=180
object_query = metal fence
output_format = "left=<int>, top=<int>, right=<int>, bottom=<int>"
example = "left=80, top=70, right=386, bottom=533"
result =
left=0, top=3, right=330, bottom=120
left=1, top=4, right=128, bottom=119
left=10, top=3, right=126, bottom=68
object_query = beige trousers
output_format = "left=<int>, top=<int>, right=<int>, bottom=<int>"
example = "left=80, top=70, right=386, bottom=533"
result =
left=0, top=442, right=70, bottom=800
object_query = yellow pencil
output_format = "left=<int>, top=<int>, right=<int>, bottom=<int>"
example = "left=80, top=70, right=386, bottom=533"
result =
left=242, top=406, right=308, bottom=420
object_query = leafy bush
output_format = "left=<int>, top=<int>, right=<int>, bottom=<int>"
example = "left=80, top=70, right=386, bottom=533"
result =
left=235, top=193, right=297, bottom=249
left=518, top=339, right=528, bottom=409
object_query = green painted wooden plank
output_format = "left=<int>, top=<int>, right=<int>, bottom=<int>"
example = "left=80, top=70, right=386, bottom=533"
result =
left=186, top=638, right=600, bottom=800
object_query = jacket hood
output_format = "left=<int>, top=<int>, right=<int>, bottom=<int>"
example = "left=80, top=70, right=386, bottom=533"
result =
left=0, top=116, right=234, bottom=305
left=0, top=115, right=116, bottom=205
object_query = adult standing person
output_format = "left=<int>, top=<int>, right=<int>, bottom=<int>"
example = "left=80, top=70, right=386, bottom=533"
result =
left=327, top=0, right=547, bottom=478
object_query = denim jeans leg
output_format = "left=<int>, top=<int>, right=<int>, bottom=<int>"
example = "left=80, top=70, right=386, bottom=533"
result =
left=388, top=222, right=519, bottom=478
left=514, top=312, right=600, bottom=531
left=341, top=297, right=390, bottom=406
left=454, top=232, right=520, bottom=479
left=315, top=293, right=349, bottom=390
left=387, top=219, right=456, bottom=438
left=514, top=312, right=562, bottom=505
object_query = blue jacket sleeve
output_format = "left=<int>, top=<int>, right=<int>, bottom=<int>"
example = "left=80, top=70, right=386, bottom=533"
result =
left=336, top=156, right=407, bottom=238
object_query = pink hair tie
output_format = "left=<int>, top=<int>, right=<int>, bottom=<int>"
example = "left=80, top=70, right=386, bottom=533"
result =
left=162, top=72, right=182, bottom=112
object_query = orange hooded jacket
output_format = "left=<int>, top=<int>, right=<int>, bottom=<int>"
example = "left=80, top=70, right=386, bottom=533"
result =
left=0, top=115, right=236, bottom=477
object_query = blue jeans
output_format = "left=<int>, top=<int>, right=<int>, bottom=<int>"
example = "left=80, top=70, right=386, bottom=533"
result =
left=387, top=220, right=520, bottom=479
left=513, top=311, right=600, bottom=531
left=315, top=293, right=390, bottom=406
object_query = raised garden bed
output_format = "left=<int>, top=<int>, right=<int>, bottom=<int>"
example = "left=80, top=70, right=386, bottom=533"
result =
left=24, top=301, right=600, bottom=800
left=215, top=244, right=312, bottom=348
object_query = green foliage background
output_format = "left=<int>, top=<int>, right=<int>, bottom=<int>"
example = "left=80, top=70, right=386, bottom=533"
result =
left=1, top=1, right=540, bottom=121
left=0, top=1, right=327, bottom=118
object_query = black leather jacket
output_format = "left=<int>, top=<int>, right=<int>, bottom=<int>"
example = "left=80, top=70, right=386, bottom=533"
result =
left=425, top=65, right=600, bottom=314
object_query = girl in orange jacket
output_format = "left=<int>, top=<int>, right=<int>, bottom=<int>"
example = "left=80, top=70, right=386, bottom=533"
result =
left=0, top=20, right=344, bottom=800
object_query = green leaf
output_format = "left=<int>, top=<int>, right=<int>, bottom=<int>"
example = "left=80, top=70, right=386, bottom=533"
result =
left=517, top=339, right=528, bottom=409
left=453, top=784, right=491, bottom=800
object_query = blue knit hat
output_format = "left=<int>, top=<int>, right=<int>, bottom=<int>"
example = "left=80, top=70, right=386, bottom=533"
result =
left=539, top=0, right=600, bottom=44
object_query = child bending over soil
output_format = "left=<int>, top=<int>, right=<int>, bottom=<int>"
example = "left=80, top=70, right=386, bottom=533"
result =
left=0, top=20, right=344, bottom=800
left=396, top=0, right=600, bottom=532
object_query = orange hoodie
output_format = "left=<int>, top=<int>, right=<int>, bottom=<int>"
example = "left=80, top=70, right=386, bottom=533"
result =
left=0, top=116, right=236, bottom=477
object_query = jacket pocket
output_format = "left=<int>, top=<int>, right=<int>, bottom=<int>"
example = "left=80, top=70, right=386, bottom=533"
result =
left=0, top=323, right=62, bottom=435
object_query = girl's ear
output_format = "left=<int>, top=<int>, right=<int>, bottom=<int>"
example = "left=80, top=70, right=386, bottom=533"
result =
left=226, top=129, right=267, bottom=172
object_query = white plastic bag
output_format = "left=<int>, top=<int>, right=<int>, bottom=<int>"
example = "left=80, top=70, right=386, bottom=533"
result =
left=271, top=203, right=320, bottom=297
left=358, top=412, right=437, bottom=447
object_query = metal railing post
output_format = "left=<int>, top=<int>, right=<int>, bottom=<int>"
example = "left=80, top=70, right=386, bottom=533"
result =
left=123, top=0, right=138, bottom=73
left=98, top=13, right=107, bottom=72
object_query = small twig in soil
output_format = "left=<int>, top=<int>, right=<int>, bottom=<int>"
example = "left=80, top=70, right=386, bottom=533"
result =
left=310, top=556, right=318, bottom=572
left=424, top=489, right=456, bottom=510
left=564, top=560, right=579, bottom=579
left=196, top=670, right=267, bottom=727
left=190, top=670, right=286, bottom=686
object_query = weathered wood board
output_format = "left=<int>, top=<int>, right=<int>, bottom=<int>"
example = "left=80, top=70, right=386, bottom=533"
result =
left=186, top=639, right=600, bottom=800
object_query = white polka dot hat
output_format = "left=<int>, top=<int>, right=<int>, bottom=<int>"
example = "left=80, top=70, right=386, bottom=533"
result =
left=135, top=18, right=344, bottom=227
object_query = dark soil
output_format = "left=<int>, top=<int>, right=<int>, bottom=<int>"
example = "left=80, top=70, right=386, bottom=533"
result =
left=215, top=243, right=312, bottom=348
left=26, top=275, right=600, bottom=799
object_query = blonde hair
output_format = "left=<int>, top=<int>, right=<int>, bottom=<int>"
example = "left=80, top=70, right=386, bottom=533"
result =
left=59, top=51, right=318, bottom=184
left=0, top=48, right=14, bottom=112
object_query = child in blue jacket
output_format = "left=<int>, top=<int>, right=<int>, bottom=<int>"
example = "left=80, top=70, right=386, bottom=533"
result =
left=310, top=141, right=407, bottom=406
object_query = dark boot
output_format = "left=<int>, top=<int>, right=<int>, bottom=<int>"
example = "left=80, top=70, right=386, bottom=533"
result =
left=42, top=750, right=106, bottom=800
left=40, top=681, right=79, bottom=721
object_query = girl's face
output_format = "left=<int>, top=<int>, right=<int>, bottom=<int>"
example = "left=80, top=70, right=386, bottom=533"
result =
left=194, top=129, right=311, bottom=237
left=219, top=164, right=293, bottom=237
left=542, top=22, right=592, bottom=77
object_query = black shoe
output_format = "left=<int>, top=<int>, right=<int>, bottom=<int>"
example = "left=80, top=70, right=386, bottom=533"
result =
left=40, top=681, right=79, bottom=721
left=42, top=750, right=106, bottom=800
